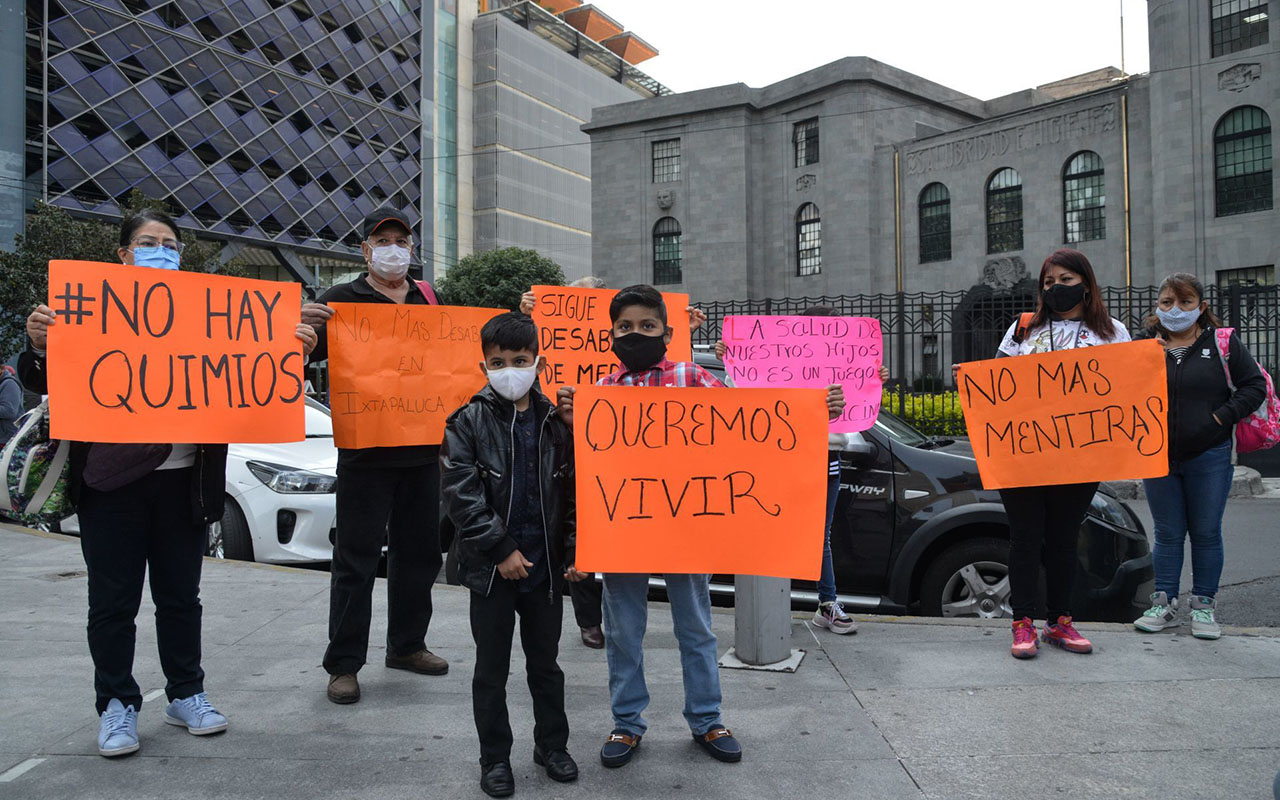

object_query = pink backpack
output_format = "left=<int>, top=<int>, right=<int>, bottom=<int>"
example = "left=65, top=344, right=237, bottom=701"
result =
left=1214, top=327, right=1280, bottom=453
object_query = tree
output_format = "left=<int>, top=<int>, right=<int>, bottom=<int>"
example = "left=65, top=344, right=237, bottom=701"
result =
left=0, top=193, right=247, bottom=359
left=434, top=247, right=566, bottom=310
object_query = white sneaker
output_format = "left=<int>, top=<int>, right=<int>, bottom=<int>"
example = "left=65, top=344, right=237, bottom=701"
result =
left=97, top=699, right=140, bottom=757
left=1190, top=596, right=1221, bottom=640
left=813, top=601, right=857, bottom=635
left=1134, top=591, right=1180, bottom=632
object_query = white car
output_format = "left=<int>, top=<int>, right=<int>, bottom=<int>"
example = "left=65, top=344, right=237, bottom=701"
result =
left=208, top=397, right=337, bottom=563
left=62, top=398, right=338, bottom=565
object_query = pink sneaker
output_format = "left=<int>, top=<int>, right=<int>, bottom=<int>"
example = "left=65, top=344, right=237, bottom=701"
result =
left=1010, top=617, right=1038, bottom=659
left=1042, top=616, right=1093, bottom=654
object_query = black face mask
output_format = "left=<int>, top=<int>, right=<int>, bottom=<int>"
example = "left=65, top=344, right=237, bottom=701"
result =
left=612, top=331, right=668, bottom=372
left=1043, top=283, right=1087, bottom=314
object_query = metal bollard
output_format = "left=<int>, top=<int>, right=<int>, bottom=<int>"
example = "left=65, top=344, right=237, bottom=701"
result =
left=732, top=575, right=793, bottom=666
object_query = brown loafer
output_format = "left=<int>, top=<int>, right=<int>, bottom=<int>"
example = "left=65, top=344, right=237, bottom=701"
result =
left=327, top=673, right=360, bottom=705
left=385, top=648, right=449, bottom=675
left=580, top=625, right=604, bottom=649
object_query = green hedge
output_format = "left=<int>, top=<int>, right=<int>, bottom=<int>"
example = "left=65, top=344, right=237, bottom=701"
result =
left=881, top=390, right=968, bottom=437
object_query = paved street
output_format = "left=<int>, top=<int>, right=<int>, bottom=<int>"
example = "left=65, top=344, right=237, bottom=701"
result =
left=3, top=524, right=1279, bottom=800
left=1130, top=495, right=1280, bottom=628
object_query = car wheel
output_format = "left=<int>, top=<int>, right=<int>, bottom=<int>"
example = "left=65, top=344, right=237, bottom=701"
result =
left=216, top=497, right=255, bottom=562
left=919, top=538, right=1012, bottom=618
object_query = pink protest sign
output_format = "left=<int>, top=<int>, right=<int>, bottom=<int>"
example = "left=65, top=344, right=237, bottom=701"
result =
left=721, top=315, right=883, bottom=432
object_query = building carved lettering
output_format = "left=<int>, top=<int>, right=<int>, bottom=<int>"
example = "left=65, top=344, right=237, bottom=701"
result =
left=796, top=174, right=818, bottom=192
left=905, top=103, right=1117, bottom=176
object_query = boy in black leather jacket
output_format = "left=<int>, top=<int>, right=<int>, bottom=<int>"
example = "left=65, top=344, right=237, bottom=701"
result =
left=441, top=312, right=584, bottom=798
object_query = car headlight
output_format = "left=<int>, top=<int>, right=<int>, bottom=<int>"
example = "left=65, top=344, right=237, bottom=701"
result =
left=1087, top=491, right=1135, bottom=531
left=246, top=461, right=337, bottom=494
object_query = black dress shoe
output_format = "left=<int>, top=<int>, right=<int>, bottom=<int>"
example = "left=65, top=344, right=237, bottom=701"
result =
left=533, top=747, right=579, bottom=783
left=580, top=625, right=605, bottom=649
left=480, top=762, right=514, bottom=798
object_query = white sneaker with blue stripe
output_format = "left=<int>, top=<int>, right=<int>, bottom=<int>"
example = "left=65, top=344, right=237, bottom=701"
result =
left=164, top=692, right=228, bottom=735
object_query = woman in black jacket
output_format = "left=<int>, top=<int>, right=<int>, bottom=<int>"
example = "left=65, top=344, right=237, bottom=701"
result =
left=21, top=210, right=317, bottom=758
left=1133, top=273, right=1266, bottom=640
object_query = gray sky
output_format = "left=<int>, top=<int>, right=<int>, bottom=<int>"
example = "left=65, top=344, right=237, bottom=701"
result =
left=598, top=0, right=1151, bottom=101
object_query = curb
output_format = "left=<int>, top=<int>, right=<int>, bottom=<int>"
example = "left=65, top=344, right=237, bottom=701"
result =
left=1104, top=466, right=1264, bottom=500
left=791, top=611, right=1280, bottom=637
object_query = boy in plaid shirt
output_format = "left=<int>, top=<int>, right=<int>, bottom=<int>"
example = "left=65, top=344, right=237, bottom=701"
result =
left=557, top=285, right=844, bottom=768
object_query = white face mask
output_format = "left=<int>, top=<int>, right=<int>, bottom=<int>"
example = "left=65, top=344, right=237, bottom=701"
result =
left=368, top=244, right=411, bottom=281
left=487, top=365, right=539, bottom=402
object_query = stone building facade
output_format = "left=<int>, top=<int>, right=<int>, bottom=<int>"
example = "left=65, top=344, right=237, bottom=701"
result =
left=585, top=0, right=1278, bottom=299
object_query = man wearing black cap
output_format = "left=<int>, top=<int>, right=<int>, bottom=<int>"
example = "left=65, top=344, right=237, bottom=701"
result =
left=302, top=208, right=448, bottom=705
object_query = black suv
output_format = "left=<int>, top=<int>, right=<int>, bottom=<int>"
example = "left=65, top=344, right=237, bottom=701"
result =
left=694, top=352, right=1154, bottom=622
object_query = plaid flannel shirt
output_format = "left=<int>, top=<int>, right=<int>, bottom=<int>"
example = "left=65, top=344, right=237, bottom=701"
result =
left=597, top=358, right=724, bottom=389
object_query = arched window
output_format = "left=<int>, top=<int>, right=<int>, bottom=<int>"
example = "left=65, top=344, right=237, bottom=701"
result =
left=1063, top=151, right=1105, bottom=242
left=652, top=217, right=682, bottom=284
left=986, top=167, right=1023, bottom=254
left=1215, top=106, right=1273, bottom=217
left=918, top=183, right=951, bottom=262
left=796, top=203, right=821, bottom=276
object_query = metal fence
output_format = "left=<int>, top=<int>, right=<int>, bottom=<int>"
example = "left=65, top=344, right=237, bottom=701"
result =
left=694, top=284, right=1280, bottom=437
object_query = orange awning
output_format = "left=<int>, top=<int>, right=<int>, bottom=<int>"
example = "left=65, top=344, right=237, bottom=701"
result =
left=602, top=31, right=657, bottom=64
left=561, top=5, right=624, bottom=41
left=536, top=0, right=583, bottom=13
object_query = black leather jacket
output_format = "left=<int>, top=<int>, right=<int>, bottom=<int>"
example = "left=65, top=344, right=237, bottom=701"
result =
left=1138, top=326, right=1268, bottom=462
left=440, top=383, right=575, bottom=598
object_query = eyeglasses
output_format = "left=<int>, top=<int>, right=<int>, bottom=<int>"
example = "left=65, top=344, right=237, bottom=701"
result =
left=131, top=236, right=186, bottom=254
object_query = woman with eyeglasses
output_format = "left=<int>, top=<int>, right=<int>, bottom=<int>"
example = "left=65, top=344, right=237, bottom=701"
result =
left=20, top=210, right=318, bottom=758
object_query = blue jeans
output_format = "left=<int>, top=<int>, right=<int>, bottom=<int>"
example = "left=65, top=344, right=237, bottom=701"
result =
left=601, top=573, right=722, bottom=737
left=817, top=470, right=840, bottom=604
left=1142, top=440, right=1233, bottom=599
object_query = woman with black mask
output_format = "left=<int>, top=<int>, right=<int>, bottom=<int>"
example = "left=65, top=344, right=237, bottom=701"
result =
left=992, top=249, right=1130, bottom=659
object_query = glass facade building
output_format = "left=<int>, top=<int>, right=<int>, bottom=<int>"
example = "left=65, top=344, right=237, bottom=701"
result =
left=16, top=0, right=430, bottom=275
left=4, top=0, right=669, bottom=283
left=434, top=0, right=458, bottom=271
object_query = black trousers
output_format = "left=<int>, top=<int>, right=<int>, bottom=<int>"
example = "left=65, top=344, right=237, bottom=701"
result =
left=325, top=461, right=442, bottom=675
left=470, top=580, right=568, bottom=766
left=1000, top=481, right=1098, bottom=621
left=568, top=575, right=602, bottom=629
left=77, top=468, right=207, bottom=714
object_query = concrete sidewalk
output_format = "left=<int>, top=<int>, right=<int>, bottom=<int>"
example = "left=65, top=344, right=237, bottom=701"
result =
left=2, top=525, right=1278, bottom=800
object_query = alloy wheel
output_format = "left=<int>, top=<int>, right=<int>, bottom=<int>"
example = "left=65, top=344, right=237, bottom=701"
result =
left=939, top=560, right=1011, bottom=618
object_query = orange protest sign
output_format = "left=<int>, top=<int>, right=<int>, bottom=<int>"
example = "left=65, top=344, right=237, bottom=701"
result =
left=530, top=285, right=692, bottom=395
left=573, top=386, right=829, bottom=579
left=326, top=303, right=502, bottom=448
left=45, top=260, right=304, bottom=444
left=956, top=339, right=1170, bottom=489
